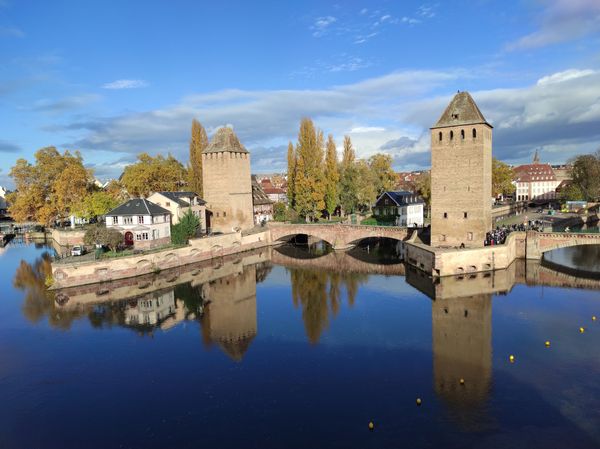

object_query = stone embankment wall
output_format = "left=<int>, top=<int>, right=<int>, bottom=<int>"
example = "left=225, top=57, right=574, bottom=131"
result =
left=51, top=229, right=86, bottom=247
left=405, top=232, right=526, bottom=277
left=51, top=230, right=271, bottom=289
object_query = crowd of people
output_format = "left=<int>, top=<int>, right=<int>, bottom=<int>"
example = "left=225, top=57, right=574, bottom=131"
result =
left=484, top=220, right=546, bottom=246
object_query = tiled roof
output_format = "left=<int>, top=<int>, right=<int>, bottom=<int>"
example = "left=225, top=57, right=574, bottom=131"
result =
left=377, top=191, right=424, bottom=206
left=432, top=91, right=491, bottom=128
left=513, top=163, right=557, bottom=182
left=156, top=191, right=206, bottom=206
left=205, top=127, right=249, bottom=154
left=106, top=198, right=170, bottom=216
left=252, top=176, right=273, bottom=205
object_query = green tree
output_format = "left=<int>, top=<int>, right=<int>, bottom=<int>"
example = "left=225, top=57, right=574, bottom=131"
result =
left=286, top=141, right=296, bottom=207
left=355, top=160, right=377, bottom=212
left=294, top=119, right=326, bottom=221
left=188, top=119, right=208, bottom=197
left=273, top=202, right=287, bottom=221
left=492, top=158, right=516, bottom=197
left=570, top=151, right=600, bottom=201
left=368, top=153, right=396, bottom=196
left=75, top=191, right=120, bottom=220
left=338, top=136, right=357, bottom=216
left=121, top=153, right=188, bottom=197
left=83, top=226, right=123, bottom=252
left=8, top=147, right=92, bottom=225
left=324, top=134, right=339, bottom=219
left=171, top=209, right=200, bottom=244
left=559, top=182, right=585, bottom=202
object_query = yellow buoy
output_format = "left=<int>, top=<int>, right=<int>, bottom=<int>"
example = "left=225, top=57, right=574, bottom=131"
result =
left=368, top=421, right=374, bottom=431
left=580, top=327, right=585, bottom=333
left=416, top=398, right=422, bottom=406
left=545, top=341, right=550, bottom=347
left=593, top=316, right=597, bottom=321
left=509, top=355, right=515, bottom=363
left=459, top=378, right=465, bottom=385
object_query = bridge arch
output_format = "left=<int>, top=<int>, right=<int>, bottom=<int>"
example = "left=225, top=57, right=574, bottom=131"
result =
left=527, top=231, right=600, bottom=259
left=273, top=232, right=335, bottom=248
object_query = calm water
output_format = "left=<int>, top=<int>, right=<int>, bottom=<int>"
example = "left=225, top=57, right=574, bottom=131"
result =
left=544, top=245, right=600, bottom=277
left=1, top=241, right=600, bottom=449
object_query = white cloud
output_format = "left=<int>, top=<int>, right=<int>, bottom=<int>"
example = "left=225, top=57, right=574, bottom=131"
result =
left=508, top=0, right=600, bottom=50
left=102, top=79, right=149, bottom=90
left=536, top=69, right=596, bottom=85
left=58, top=67, right=600, bottom=177
left=31, top=94, right=101, bottom=112
left=0, top=25, right=24, bottom=37
left=311, top=16, right=337, bottom=37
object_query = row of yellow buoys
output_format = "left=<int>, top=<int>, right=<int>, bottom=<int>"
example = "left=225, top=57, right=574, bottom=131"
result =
left=508, top=315, right=597, bottom=364
left=369, top=315, right=597, bottom=431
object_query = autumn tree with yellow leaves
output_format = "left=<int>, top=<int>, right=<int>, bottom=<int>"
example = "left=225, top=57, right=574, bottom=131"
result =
left=188, top=119, right=208, bottom=197
left=121, top=153, right=188, bottom=197
left=294, top=118, right=326, bottom=221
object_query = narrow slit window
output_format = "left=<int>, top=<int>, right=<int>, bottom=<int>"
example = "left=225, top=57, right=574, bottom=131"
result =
left=472, top=128, right=477, bottom=138
left=438, top=131, right=442, bottom=142
left=450, top=130, right=454, bottom=140
left=461, top=129, right=465, bottom=139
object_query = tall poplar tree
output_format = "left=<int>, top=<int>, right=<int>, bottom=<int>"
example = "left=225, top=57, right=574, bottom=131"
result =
left=294, top=118, right=325, bottom=221
left=324, top=134, right=339, bottom=219
left=286, top=141, right=296, bottom=208
left=188, top=119, right=208, bottom=197
left=338, top=136, right=357, bottom=216
left=341, top=136, right=355, bottom=169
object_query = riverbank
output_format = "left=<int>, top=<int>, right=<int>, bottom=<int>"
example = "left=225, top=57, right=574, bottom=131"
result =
left=51, top=229, right=271, bottom=289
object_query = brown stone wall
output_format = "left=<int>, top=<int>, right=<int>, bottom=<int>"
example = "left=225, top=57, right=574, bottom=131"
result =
left=431, top=124, right=492, bottom=248
left=133, top=236, right=171, bottom=250
left=202, top=152, right=254, bottom=233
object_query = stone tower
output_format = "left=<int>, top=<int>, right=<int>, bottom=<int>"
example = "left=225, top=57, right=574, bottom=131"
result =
left=202, top=127, right=254, bottom=232
left=430, top=92, right=492, bottom=248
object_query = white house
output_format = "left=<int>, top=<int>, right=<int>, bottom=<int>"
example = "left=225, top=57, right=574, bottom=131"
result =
left=105, top=198, right=171, bottom=249
left=0, top=186, right=9, bottom=216
left=147, top=191, right=206, bottom=232
left=373, top=191, right=424, bottom=227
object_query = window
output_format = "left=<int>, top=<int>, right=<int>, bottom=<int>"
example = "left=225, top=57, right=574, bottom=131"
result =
left=461, top=129, right=465, bottom=139
left=472, top=128, right=477, bottom=138
left=166, top=202, right=170, bottom=207
left=138, top=216, right=144, bottom=224
left=124, top=216, right=133, bottom=225
left=223, top=212, right=227, bottom=217
left=464, top=212, right=468, bottom=219
left=443, top=212, right=448, bottom=218
left=450, top=130, right=454, bottom=140
left=112, top=216, right=118, bottom=225
left=440, top=234, right=446, bottom=242
left=438, top=131, right=442, bottom=142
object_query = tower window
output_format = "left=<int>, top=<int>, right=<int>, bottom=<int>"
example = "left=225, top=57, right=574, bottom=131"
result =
left=472, top=128, right=477, bottom=138
left=450, top=131, right=454, bottom=140
left=461, top=129, right=465, bottom=139
left=223, top=212, right=227, bottom=217
left=438, top=131, right=442, bottom=142
left=443, top=212, right=448, bottom=218
left=464, top=212, right=468, bottom=218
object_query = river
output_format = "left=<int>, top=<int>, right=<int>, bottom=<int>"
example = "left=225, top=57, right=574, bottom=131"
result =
left=0, top=241, right=599, bottom=449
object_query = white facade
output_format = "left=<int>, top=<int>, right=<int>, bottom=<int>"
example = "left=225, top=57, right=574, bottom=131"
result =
left=396, top=203, right=424, bottom=227
left=0, top=186, right=8, bottom=214
left=106, top=213, right=170, bottom=242
left=147, top=191, right=206, bottom=231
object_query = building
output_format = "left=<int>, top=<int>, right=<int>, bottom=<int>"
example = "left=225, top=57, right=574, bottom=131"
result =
left=372, top=191, right=424, bottom=227
left=251, top=176, right=274, bottom=225
left=147, top=191, right=206, bottom=232
left=513, top=151, right=560, bottom=202
left=201, top=127, right=254, bottom=233
left=105, top=198, right=171, bottom=249
left=431, top=91, right=492, bottom=248
left=0, top=186, right=9, bottom=216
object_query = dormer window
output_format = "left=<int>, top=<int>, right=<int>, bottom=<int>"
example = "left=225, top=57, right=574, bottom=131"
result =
left=452, top=113, right=459, bottom=120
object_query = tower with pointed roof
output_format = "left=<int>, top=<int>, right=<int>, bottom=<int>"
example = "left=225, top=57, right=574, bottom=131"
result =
left=430, top=92, right=492, bottom=248
left=201, top=127, right=254, bottom=232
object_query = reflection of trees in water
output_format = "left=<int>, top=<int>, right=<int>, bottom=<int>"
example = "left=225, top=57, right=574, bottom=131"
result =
left=289, top=267, right=367, bottom=344
left=570, top=245, right=600, bottom=271
left=13, top=252, right=86, bottom=329
left=348, top=238, right=403, bottom=265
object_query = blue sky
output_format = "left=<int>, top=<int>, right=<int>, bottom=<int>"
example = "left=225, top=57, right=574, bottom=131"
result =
left=1, top=0, right=600, bottom=186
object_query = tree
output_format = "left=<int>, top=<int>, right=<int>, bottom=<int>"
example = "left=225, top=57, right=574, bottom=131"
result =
left=354, top=160, right=377, bottom=212
left=570, top=151, right=600, bottom=201
left=415, top=171, right=431, bottom=217
left=75, top=191, right=120, bottom=220
left=83, top=226, right=123, bottom=252
left=188, top=119, right=208, bottom=197
left=273, top=202, right=287, bottom=221
left=558, top=182, right=585, bottom=202
left=338, top=136, right=357, bottom=216
left=324, top=134, right=339, bottom=218
left=341, top=136, right=355, bottom=170
left=294, top=119, right=326, bottom=221
left=121, top=153, right=188, bottom=197
left=492, top=158, right=516, bottom=198
left=368, top=153, right=396, bottom=196
left=171, top=209, right=200, bottom=244
left=286, top=141, right=296, bottom=207
left=8, top=147, right=92, bottom=225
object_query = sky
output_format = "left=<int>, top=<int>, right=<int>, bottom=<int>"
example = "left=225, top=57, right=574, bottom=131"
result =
left=1, top=0, right=600, bottom=187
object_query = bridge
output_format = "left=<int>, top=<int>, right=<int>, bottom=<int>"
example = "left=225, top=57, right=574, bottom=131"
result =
left=268, top=222, right=412, bottom=250
left=272, top=247, right=406, bottom=276
left=526, top=231, right=600, bottom=259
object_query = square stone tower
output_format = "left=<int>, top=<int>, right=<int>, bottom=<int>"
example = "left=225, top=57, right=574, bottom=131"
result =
left=430, top=92, right=492, bottom=248
left=202, top=127, right=254, bottom=233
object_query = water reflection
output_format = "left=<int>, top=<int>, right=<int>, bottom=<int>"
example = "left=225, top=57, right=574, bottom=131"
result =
left=543, top=244, right=600, bottom=279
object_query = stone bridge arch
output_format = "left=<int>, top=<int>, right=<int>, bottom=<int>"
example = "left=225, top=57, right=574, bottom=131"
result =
left=526, top=231, right=600, bottom=259
left=269, top=223, right=411, bottom=250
